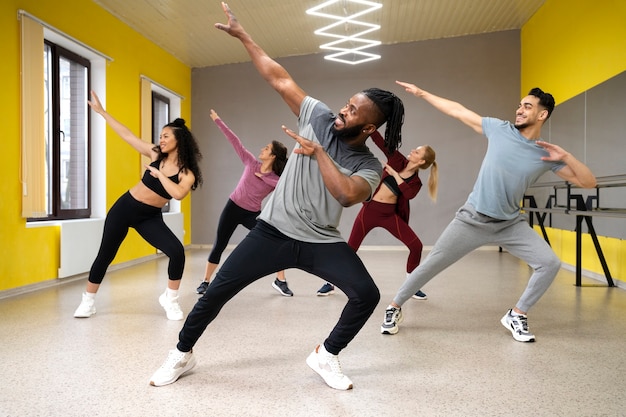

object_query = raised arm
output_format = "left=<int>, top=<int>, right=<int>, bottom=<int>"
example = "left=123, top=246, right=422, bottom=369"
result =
left=396, top=81, right=483, bottom=134
left=210, top=109, right=257, bottom=166
left=282, top=126, right=372, bottom=207
left=215, top=2, right=306, bottom=116
left=88, top=91, right=156, bottom=158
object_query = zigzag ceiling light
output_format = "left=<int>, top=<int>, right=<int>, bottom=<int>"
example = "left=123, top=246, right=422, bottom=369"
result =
left=306, top=0, right=383, bottom=65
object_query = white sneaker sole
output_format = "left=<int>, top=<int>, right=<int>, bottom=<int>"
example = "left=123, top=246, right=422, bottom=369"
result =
left=73, top=309, right=96, bottom=318
left=380, top=325, right=399, bottom=335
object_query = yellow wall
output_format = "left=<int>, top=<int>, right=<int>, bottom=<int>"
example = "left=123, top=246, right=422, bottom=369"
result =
left=523, top=0, right=626, bottom=282
left=1, top=0, right=191, bottom=291
left=521, top=0, right=626, bottom=102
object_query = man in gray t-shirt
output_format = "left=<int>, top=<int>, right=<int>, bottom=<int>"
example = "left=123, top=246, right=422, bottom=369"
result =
left=380, top=81, right=596, bottom=343
left=151, top=4, right=405, bottom=391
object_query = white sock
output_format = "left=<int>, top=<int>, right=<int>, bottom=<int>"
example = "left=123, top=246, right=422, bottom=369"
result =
left=165, top=288, right=179, bottom=299
left=83, top=292, right=96, bottom=299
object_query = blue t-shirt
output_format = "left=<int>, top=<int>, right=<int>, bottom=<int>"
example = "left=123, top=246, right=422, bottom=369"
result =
left=466, top=117, right=565, bottom=220
left=259, top=96, right=382, bottom=242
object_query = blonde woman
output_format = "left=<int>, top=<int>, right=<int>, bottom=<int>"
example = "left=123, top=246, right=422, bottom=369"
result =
left=316, top=130, right=437, bottom=298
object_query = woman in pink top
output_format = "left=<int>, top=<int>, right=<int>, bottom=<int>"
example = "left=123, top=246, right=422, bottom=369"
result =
left=196, top=110, right=291, bottom=296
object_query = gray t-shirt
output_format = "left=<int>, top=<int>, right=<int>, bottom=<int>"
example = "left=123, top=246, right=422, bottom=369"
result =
left=467, top=117, right=565, bottom=220
left=259, top=96, right=382, bottom=242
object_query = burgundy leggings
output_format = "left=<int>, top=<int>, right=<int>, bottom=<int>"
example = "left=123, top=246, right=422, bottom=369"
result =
left=348, top=200, right=423, bottom=273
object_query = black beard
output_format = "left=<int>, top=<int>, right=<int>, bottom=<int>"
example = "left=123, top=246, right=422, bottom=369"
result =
left=514, top=122, right=528, bottom=130
left=331, top=123, right=367, bottom=140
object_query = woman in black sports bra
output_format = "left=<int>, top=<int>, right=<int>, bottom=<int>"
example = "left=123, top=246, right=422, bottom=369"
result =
left=73, top=90, right=202, bottom=321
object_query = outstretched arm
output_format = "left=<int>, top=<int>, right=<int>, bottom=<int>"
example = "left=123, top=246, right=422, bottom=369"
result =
left=282, top=126, right=372, bottom=207
left=215, top=2, right=306, bottom=116
left=210, top=109, right=257, bottom=166
left=396, top=81, right=483, bottom=134
left=88, top=91, right=156, bottom=158
left=537, top=141, right=597, bottom=188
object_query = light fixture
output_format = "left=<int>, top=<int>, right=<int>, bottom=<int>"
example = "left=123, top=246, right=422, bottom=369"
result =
left=306, top=0, right=383, bottom=65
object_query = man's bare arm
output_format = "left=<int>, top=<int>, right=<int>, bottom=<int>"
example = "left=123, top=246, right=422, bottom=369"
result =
left=396, top=81, right=483, bottom=134
left=282, top=126, right=372, bottom=207
left=215, top=2, right=306, bottom=116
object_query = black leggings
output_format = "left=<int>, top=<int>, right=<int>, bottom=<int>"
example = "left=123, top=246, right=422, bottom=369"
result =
left=88, top=191, right=185, bottom=284
left=207, top=199, right=260, bottom=264
left=178, top=220, right=380, bottom=355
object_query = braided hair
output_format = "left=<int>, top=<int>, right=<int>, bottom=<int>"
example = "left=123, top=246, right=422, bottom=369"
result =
left=362, top=88, right=405, bottom=153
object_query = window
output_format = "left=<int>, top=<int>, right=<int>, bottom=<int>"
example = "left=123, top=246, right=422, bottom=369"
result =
left=152, top=91, right=171, bottom=212
left=152, top=92, right=170, bottom=145
left=40, top=40, right=91, bottom=220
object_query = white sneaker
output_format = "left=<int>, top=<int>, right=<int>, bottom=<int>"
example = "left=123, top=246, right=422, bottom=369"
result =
left=380, top=306, right=403, bottom=335
left=306, top=344, right=353, bottom=390
left=159, top=292, right=183, bottom=320
left=149, top=349, right=197, bottom=386
left=74, top=293, right=96, bottom=318
left=500, top=309, right=536, bottom=342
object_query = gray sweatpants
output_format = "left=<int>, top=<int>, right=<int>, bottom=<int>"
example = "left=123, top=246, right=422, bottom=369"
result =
left=394, top=203, right=561, bottom=312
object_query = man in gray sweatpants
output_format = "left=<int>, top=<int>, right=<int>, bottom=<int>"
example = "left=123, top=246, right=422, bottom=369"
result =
left=382, top=81, right=597, bottom=342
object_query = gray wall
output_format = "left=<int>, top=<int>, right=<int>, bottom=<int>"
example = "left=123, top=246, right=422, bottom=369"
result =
left=191, top=30, right=521, bottom=247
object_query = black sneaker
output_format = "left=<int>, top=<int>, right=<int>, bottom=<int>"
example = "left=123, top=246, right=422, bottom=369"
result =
left=316, top=283, right=335, bottom=296
left=411, top=290, right=427, bottom=300
left=272, top=278, right=294, bottom=297
left=196, top=281, right=209, bottom=294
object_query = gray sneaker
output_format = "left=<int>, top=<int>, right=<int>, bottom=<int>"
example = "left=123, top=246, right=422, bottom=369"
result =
left=380, top=306, right=403, bottom=335
left=500, top=309, right=535, bottom=342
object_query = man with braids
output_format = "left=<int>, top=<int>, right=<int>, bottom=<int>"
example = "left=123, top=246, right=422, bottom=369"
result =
left=380, top=81, right=596, bottom=341
left=150, top=2, right=405, bottom=390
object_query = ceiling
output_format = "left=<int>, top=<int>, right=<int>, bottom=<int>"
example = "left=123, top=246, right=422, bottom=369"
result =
left=92, top=0, right=546, bottom=68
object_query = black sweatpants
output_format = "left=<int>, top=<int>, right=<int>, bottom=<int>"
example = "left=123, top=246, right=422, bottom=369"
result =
left=178, top=220, right=380, bottom=355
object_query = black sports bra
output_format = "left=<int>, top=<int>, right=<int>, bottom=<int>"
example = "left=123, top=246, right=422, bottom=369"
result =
left=382, top=172, right=416, bottom=196
left=141, top=160, right=182, bottom=199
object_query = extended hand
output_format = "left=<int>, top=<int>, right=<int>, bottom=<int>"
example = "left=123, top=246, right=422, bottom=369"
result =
left=87, top=90, right=105, bottom=115
left=214, top=2, right=245, bottom=38
left=282, top=125, right=321, bottom=156
left=395, top=81, right=424, bottom=98
left=384, top=163, right=401, bottom=180
left=537, top=140, right=569, bottom=162
left=144, top=164, right=161, bottom=178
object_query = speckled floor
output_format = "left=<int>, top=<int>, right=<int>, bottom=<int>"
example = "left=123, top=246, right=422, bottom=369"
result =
left=1, top=247, right=625, bottom=417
